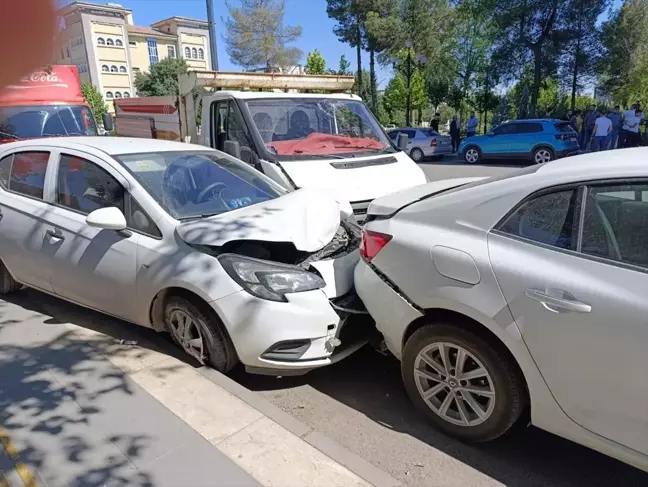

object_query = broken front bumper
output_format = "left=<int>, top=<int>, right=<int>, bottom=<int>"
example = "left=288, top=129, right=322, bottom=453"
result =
left=211, top=287, right=371, bottom=376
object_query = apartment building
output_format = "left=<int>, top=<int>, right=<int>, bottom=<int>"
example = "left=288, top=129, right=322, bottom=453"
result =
left=54, top=1, right=212, bottom=110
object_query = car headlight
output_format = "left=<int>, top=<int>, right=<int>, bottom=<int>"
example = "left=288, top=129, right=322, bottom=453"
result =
left=218, top=254, right=326, bottom=302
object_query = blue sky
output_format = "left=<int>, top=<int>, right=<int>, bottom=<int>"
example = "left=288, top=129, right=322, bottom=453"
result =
left=64, top=0, right=624, bottom=88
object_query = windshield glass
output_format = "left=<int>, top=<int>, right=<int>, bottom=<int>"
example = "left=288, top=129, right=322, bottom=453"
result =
left=245, top=97, right=392, bottom=159
left=115, top=151, right=286, bottom=220
left=0, top=105, right=98, bottom=140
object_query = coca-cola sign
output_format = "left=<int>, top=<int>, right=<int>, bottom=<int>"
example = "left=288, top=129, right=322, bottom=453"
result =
left=20, top=72, right=64, bottom=84
left=0, top=65, right=84, bottom=104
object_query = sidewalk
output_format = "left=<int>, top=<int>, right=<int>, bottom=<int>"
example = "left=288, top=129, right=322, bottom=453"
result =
left=0, top=290, right=400, bottom=487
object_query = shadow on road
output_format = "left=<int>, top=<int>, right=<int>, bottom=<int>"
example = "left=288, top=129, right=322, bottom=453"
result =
left=233, top=346, right=648, bottom=487
left=0, top=290, right=189, bottom=487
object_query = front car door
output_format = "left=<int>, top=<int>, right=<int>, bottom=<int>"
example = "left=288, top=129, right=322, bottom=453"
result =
left=483, top=123, right=515, bottom=157
left=0, top=149, right=56, bottom=292
left=43, top=150, right=139, bottom=320
left=488, top=181, right=648, bottom=455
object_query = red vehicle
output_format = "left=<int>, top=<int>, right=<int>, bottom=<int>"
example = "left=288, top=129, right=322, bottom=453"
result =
left=0, top=65, right=98, bottom=143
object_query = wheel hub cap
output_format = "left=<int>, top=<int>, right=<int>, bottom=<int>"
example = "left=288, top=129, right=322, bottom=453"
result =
left=169, top=309, right=206, bottom=364
left=413, top=342, right=496, bottom=427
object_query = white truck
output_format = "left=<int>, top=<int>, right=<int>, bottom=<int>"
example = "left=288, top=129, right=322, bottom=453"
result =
left=112, top=70, right=426, bottom=222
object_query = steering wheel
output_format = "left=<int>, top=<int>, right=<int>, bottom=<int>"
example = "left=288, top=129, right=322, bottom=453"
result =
left=196, top=182, right=228, bottom=206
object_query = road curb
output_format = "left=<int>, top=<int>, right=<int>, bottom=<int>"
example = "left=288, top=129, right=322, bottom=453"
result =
left=198, top=367, right=403, bottom=487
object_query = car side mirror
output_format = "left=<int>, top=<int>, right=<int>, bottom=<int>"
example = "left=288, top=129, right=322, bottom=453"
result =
left=397, top=133, right=409, bottom=151
left=102, top=112, right=114, bottom=133
left=86, top=207, right=127, bottom=231
left=486, top=131, right=495, bottom=137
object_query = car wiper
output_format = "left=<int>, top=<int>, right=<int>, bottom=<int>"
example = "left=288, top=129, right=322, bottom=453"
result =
left=0, top=130, right=19, bottom=140
left=293, top=151, right=347, bottom=159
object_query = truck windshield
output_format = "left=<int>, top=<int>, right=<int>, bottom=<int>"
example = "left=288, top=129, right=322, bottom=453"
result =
left=245, top=98, right=392, bottom=159
left=0, top=105, right=98, bottom=140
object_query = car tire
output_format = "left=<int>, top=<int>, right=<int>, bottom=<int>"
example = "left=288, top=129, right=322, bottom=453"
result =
left=463, top=146, right=481, bottom=164
left=164, top=295, right=238, bottom=373
left=402, top=324, right=526, bottom=442
left=410, top=148, right=424, bottom=162
left=532, top=147, right=554, bottom=164
left=0, top=261, right=22, bottom=295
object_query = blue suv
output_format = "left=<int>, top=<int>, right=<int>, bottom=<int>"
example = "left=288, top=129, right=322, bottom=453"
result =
left=459, top=119, right=580, bottom=165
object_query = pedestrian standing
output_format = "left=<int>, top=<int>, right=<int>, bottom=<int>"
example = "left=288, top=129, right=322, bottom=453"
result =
left=449, top=115, right=460, bottom=153
left=621, top=104, right=639, bottom=147
left=606, top=106, right=622, bottom=150
left=430, top=113, right=440, bottom=132
left=581, top=105, right=597, bottom=151
left=466, top=112, right=479, bottom=137
left=621, top=107, right=642, bottom=148
left=591, top=111, right=612, bottom=151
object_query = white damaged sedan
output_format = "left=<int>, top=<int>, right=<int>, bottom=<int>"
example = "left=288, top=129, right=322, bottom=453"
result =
left=0, top=137, right=366, bottom=374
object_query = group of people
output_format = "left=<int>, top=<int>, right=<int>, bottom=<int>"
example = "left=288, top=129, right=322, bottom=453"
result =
left=436, top=112, right=478, bottom=153
left=568, top=104, right=646, bottom=152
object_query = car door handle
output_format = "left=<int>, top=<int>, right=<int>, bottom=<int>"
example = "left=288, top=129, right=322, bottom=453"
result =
left=45, top=228, right=65, bottom=241
left=525, top=289, right=591, bottom=313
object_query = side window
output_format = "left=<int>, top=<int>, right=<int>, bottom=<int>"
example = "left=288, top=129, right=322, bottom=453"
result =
left=388, top=131, right=398, bottom=141
left=581, top=183, right=648, bottom=268
left=0, top=154, right=12, bottom=189
left=56, top=154, right=125, bottom=214
left=498, top=189, right=579, bottom=250
left=128, top=196, right=161, bottom=238
left=8, top=152, right=50, bottom=199
left=405, top=130, right=417, bottom=139
left=493, top=124, right=514, bottom=136
left=514, top=123, right=543, bottom=134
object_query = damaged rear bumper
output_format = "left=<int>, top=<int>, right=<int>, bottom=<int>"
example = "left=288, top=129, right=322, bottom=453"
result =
left=211, top=286, right=372, bottom=376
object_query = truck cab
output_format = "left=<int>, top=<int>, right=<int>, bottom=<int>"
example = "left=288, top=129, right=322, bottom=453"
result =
left=113, top=70, right=426, bottom=223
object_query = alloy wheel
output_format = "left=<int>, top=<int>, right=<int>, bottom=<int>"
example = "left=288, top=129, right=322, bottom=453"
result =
left=411, top=148, right=423, bottom=162
left=413, top=342, right=496, bottom=427
left=168, top=309, right=206, bottom=364
left=465, top=148, right=479, bottom=163
left=534, top=149, right=552, bottom=164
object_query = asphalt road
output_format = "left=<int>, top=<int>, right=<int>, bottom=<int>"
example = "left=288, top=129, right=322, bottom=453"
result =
left=230, top=158, right=648, bottom=487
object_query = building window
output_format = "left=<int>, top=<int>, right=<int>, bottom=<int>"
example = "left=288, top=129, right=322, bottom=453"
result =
left=105, top=91, right=114, bottom=99
left=97, top=37, right=105, bottom=46
left=198, top=48, right=204, bottom=60
left=123, top=91, right=130, bottom=98
left=119, top=66, right=127, bottom=73
left=110, top=65, right=118, bottom=72
left=184, top=46, right=190, bottom=58
left=129, top=41, right=136, bottom=47
left=114, top=92, right=122, bottom=99
left=133, top=67, right=141, bottom=74
left=147, top=39, right=159, bottom=65
left=115, top=38, right=123, bottom=47
left=101, top=65, right=109, bottom=72
left=66, top=47, right=70, bottom=58
left=167, top=45, right=176, bottom=58
left=191, top=47, right=197, bottom=58
left=106, top=38, right=115, bottom=46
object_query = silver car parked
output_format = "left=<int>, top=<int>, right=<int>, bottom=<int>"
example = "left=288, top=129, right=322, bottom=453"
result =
left=355, top=149, right=648, bottom=472
left=387, top=128, right=453, bottom=162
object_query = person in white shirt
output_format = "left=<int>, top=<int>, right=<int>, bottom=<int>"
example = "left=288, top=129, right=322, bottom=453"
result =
left=466, top=112, right=479, bottom=137
left=591, top=112, right=612, bottom=151
left=622, top=108, right=644, bottom=148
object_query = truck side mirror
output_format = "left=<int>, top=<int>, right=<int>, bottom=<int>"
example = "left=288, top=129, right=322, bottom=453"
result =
left=224, top=140, right=241, bottom=159
left=102, top=113, right=114, bottom=133
left=397, top=133, right=409, bottom=151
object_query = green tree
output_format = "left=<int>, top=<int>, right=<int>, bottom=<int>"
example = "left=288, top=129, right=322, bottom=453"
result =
left=80, top=82, right=106, bottom=125
left=134, top=58, right=188, bottom=96
left=382, top=72, right=406, bottom=123
left=305, top=49, right=327, bottom=74
left=223, top=0, right=302, bottom=71
left=426, top=75, right=450, bottom=112
left=337, top=54, right=352, bottom=75
left=327, top=0, right=366, bottom=96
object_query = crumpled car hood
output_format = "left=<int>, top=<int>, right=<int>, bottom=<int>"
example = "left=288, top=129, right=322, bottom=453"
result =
left=176, top=188, right=352, bottom=252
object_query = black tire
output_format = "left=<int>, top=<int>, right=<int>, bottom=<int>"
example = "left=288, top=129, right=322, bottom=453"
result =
left=410, top=148, right=424, bottom=162
left=463, top=146, right=481, bottom=164
left=0, top=261, right=21, bottom=295
left=402, top=324, right=526, bottom=442
left=532, top=146, right=554, bottom=164
left=164, top=295, right=238, bottom=373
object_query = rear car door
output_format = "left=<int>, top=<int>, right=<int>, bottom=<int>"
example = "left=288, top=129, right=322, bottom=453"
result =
left=44, top=151, right=140, bottom=320
left=508, top=122, right=543, bottom=156
left=488, top=182, right=648, bottom=455
left=0, top=149, right=56, bottom=292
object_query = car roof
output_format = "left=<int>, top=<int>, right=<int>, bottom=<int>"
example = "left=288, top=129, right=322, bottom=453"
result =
left=507, top=118, right=560, bottom=124
left=0, top=137, right=212, bottom=156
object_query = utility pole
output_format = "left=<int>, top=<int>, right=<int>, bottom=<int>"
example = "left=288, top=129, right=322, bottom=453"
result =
left=405, top=41, right=412, bottom=127
left=206, top=0, right=219, bottom=70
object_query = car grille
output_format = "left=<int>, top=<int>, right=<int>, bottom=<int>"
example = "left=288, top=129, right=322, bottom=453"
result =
left=351, top=199, right=372, bottom=224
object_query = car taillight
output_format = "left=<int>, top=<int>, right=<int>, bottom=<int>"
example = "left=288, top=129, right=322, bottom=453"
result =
left=555, top=133, right=574, bottom=140
left=360, top=229, right=392, bottom=262
left=430, top=138, right=438, bottom=146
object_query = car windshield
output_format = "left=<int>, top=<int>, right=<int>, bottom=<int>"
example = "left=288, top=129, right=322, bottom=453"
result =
left=115, top=151, right=286, bottom=220
left=0, top=105, right=98, bottom=140
left=245, top=97, right=392, bottom=159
